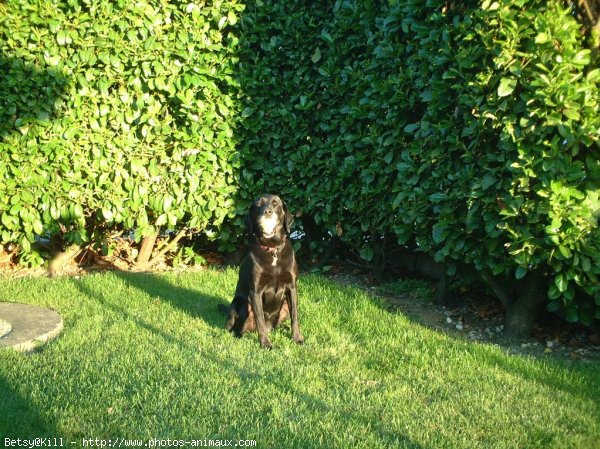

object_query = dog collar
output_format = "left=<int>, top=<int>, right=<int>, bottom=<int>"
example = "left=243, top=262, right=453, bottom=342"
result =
left=260, top=244, right=278, bottom=254
left=258, top=237, right=286, bottom=266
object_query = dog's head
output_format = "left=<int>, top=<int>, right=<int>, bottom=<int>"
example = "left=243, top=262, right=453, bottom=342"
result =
left=245, top=194, right=293, bottom=239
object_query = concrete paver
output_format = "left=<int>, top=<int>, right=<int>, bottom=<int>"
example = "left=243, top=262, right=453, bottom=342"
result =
left=0, top=303, right=63, bottom=352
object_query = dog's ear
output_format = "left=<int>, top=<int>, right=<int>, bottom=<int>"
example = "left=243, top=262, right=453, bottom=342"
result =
left=283, top=201, right=294, bottom=234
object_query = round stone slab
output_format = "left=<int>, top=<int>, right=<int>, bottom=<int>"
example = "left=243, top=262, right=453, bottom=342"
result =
left=0, top=318, right=12, bottom=339
left=0, top=303, right=63, bottom=352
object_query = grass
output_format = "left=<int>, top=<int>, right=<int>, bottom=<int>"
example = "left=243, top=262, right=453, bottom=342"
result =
left=0, top=268, right=599, bottom=448
left=377, top=278, right=435, bottom=302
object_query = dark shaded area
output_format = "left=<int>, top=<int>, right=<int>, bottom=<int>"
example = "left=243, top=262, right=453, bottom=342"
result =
left=570, top=0, right=600, bottom=33
left=0, top=374, right=57, bottom=438
left=82, top=271, right=229, bottom=331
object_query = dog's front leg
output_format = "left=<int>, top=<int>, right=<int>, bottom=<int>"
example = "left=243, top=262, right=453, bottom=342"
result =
left=288, top=285, right=304, bottom=344
left=250, top=289, right=272, bottom=349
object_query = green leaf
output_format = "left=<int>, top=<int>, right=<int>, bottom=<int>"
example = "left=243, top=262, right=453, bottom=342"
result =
left=63, top=126, right=79, bottom=139
left=44, top=54, right=61, bottom=66
left=547, top=300, right=560, bottom=312
left=99, top=104, right=110, bottom=116
left=563, top=109, right=580, bottom=121
left=581, top=257, right=591, bottom=273
left=515, top=266, right=526, bottom=280
left=155, top=214, right=168, bottom=226
left=102, top=208, right=114, bottom=221
left=57, top=30, right=67, bottom=46
left=359, top=247, right=373, bottom=262
left=572, top=50, right=590, bottom=66
left=555, top=274, right=568, bottom=293
left=558, top=245, right=572, bottom=259
left=227, top=10, right=237, bottom=25
left=73, top=204, right=84, bottom=219
left=32, top=219, right=44, bottom=235
left=311, top=48, right=322, bottom=63
left=481, top=1, right=499, bottom=10
left=50, top=205, right=60, bottom=221
left=432, top=224, right=445, bottom=244
left=167, top=212, right=177, bottom=227
left=20, top=236, right=31, bottom=253
left=548, top=284, right=561, bottom=300
left=90, top=118, right=101, bottom=131
left=403, top=123, right=419, bottom=133
left=497, top=77, right=517, bottom=97
left=163, top=194, right=173, bottom=212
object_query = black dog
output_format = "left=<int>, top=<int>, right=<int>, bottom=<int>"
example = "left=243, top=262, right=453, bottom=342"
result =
left=221, top=194, right=303, bottom=349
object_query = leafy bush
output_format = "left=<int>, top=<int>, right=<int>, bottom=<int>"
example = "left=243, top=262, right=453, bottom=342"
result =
left=0, top=0, right=243, bottom=262
left=392, top=0, right=600, bottom=332
left=233, top=0, right=599, bottom=333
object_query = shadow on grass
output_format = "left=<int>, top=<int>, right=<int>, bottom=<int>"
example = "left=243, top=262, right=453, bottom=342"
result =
left=72, top=271, right=229, bottom=337
left=0, top=374, right=57, bottom=438
left=113, top=270, right=229, bottom=329
left=311, top=275, right=600, bottom=427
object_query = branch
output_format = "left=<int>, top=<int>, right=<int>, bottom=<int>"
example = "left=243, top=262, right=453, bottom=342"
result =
left=47, top=243, right=84, bottom=276
left=579, top=0, right=596, bottom=25
left=480, top=270, right=514, bottom=310
left=136, top=229, right=187, bottom=270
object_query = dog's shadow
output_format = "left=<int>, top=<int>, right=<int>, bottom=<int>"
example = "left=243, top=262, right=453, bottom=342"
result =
left=109, top=270, right=230, bottom=330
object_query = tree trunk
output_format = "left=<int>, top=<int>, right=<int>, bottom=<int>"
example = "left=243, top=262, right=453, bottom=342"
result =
left=504, top=272, right=546, bottom=339
left=135, top=230, right=186, bottom=271
left=48, top=244, right=83, bottom=276
left=435, top=262, right=450, bottom=305
left=136, top=233, right=158, bottom=268
left=481, top=270, right=547, bottom=339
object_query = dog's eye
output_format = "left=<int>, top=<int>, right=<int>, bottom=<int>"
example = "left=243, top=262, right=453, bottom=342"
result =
left=256, top=200, right=264, bottom=207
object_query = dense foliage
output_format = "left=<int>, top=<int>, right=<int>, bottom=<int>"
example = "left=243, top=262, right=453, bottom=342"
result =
left=0, top=0, right=242, bottom=265
left=234, top=0, right=600, bottom=327
left=1, top=0, right=598, bottom=328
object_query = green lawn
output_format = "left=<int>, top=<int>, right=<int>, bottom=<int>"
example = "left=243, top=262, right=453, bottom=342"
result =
left=0, top=269, right=598, bottom=448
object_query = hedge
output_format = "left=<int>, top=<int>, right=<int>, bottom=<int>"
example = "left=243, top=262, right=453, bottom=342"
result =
left=1, top=0, right=599, bottom=334
left=0, top=0, right=243, bottom=266
left=233, top=0, right=600, bottom=335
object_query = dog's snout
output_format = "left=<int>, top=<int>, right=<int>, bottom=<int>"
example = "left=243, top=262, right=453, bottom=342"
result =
left=265, top=208, right=273, bottom=216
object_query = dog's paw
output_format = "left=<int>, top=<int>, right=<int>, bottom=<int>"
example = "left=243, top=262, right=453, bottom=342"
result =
left=260, top=337, right=273, bottom=350
left=293, top=333, right=305, bottom=345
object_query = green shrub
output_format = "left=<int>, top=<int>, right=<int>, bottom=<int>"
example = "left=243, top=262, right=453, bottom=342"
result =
left=0, top=0, right=243, bottom=261
left=390, top=0, right=600, bottom=326
left=233, top=0, right=599, bottom=331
